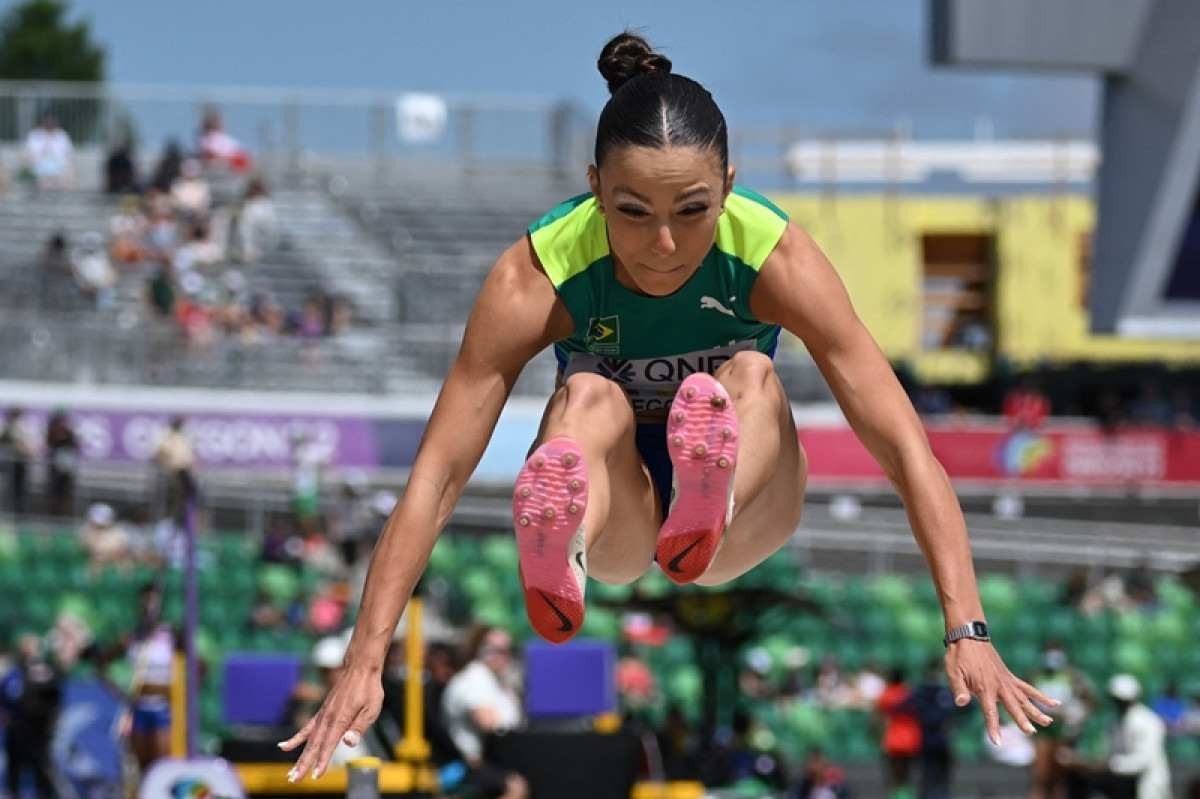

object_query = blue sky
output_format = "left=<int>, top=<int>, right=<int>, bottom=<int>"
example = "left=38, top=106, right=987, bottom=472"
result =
left=58, top=0, right=1098, bottom=139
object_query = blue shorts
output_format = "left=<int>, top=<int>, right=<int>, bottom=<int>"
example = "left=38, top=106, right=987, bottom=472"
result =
left=635, top=423, right=672, bottom=521
left=132, top=697, right=171, bottom=734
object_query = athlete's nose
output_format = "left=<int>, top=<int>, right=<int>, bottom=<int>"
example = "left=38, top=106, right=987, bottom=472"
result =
left=650, top=224, right=676, bottom=258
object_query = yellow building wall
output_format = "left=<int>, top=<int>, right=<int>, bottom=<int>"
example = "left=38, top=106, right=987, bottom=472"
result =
left=770, top=193, right=1200, bottom=382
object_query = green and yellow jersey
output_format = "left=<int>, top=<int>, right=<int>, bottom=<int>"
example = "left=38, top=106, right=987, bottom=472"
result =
left=528, top=186, right=789, bottom=420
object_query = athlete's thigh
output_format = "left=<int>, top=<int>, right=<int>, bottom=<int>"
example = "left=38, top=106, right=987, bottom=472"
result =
left=699, top=405, right=806, bottom=585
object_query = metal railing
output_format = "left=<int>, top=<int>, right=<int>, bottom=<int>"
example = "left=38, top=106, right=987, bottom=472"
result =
left=0, top=80, right=592, bottom=185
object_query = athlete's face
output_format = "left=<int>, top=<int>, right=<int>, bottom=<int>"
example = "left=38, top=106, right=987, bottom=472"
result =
left=589, top=145, right=735, bottom=297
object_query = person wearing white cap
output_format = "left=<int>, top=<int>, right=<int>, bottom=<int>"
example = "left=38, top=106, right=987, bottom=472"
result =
left=1059, top=673, right=1171, bottom=799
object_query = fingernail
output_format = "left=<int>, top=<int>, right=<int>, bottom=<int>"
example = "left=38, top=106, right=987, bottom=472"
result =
left=287, top=768, right=298, bottom=783
left=344, top=731, right=360, bottom=746
left=1050, top=699, right=1062, bottom=706
left=277, top=742, right=286, bottom=749
left=312, top=768, right=321, bottom=780
left=956, top=695, right=969, bottom=706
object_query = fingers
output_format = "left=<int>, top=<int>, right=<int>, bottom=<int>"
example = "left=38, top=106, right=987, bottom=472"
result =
left=340, top=703, right=379, bottom=748
left=1015, top=677, right=1061, bottom=711
left=999, top=687, right=1036, bottom=735
left=1018, top=691, right=1055, bottom=728
left=277, top=716, right=316, bottom=752
left=945, top=663, right=971, bottom=707
left=307, top=711, right=352, bottom=782
left=980, top=691, right=1002, bottom=746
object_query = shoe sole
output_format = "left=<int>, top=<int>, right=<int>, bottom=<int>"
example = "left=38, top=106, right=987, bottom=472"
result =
left=513, top=437, right=588, bottom=643
left=656, top=373, right=739, bottom=584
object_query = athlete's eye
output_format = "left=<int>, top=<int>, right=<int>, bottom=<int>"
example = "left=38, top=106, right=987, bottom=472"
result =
left=679, top=204, right=709, bottom=216
left=618, top=206, right=649, bottom=218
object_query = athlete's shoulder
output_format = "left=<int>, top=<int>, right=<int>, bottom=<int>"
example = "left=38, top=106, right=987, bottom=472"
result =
left=527, top=193, right=608, bottom=288
left=715, top=184, right=790, bottom=271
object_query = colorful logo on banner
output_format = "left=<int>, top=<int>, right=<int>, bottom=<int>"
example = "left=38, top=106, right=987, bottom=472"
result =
left=996, top=430, right=1054, bottom=476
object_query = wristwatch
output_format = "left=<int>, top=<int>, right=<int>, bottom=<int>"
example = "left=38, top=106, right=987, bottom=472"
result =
left=944, top=620, right=990, bottom=648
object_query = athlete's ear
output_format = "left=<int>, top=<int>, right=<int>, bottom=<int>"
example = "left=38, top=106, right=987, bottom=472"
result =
left=587, top=165, right=603, bottom=213
left=722, top=164, right=736, bottom=209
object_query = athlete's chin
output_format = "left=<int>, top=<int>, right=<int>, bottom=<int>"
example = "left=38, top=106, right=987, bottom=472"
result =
left=632, top=276, right=688, bottom=296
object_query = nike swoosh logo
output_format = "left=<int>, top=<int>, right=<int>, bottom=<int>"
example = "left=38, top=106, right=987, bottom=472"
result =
left=575, top=551, right=585, bottom=574
left=537, top=589, right=574, bottom=633
left=667, top=535, right=705, bottom=573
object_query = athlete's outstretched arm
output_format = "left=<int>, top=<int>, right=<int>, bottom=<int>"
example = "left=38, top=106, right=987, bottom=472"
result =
left=280, top=237, right=571, bottom=781
left=751, top=224, right=1058, bottom=745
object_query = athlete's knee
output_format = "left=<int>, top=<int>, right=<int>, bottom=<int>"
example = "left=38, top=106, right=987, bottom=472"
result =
left=715, top=351, right=782, bottom=402
left=558, top=373, right=633, bottom=420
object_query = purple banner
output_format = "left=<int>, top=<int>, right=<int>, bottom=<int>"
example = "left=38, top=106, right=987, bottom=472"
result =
left=17, top=408, right=393, bottom=469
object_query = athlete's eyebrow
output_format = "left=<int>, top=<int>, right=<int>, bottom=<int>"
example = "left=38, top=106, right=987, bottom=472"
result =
left=613, top=185, right=712, bottom=202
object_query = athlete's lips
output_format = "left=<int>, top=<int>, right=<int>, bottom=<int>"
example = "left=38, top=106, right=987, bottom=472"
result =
left=639, top=263, right=687, bottom=274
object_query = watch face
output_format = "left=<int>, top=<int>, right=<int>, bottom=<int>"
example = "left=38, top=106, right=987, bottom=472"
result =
left=972, top=621, right=989, bottom=637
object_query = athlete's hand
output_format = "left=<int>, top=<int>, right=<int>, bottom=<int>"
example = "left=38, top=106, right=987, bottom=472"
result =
left=277, top=664, right=384, bottom=782
left=945, top=640, right=1059, bottom=746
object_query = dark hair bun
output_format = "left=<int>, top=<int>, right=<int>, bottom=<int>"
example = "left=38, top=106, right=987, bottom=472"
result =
left=597, top=32, right=673, bottom=95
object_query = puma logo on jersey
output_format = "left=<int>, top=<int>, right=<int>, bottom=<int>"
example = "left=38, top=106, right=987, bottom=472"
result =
left=700, top=296, right=736, bottom=317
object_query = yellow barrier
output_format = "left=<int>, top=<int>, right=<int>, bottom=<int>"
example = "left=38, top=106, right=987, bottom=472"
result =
left=631, top=781, right=706, bottom=799
left=233, top=761, right=439, bottom=794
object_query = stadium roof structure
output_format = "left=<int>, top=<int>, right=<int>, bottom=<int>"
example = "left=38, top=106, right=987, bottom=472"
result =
left=931, top=0, right=1200, bottom=339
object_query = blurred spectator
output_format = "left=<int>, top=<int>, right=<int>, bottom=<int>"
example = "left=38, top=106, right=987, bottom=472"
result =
left=1003, top=377, right=1050, bottom=431
left=1096, top=389, right=1126, bottom=434
left=1124, top=558, right=1158, bottom=612
left=0, top=406, right=37, bottom=515
left=236, top=176, right=278, bottom=263
left=291, top=431, right=327, bottom=530
left=144, top=190, right=179, bottom=259
left=852, top=662, right=887, bottom=709
left=39, top=232, right=76, bottom=310
left=737, top=647, right=774, bottom=701
left=1059, top=568, right=1091, bottom=612
left=794, top=748, right=851, bottom=799
left=0, top=632, right=66, bottom=798
left=376, top=639, right=466, bottom=787
left=153, top=416, right=197, bottom=525
left=146, top=260, right=176, bottom=318
left=80, top=502, right=132, bottom=575
left=109, top=195, right=148, bottom=264
left=22, top=113, right=74, bottom=190
left=657, top=705, right=700, bottom=781
left=331, top=471, right=374, bottom=566
left=705, top=709, right=789, bottom=791
left=1149, top=681, right=1187, bottom=736
left=170, top=158, right=212, bottom=218
left=71, top=231, right=118, bottom=309
left=198, top=106, right=252, bottom=172
left=876, top=668, right=921, bottom=797
left=815, top=655, right=854, bottom=709
left=1031, top=642, right=1095, bottom=799
left=1128, top=384, right=1173, bottom=427
left=150, top=140, right=184, bottom=194
left=173, top=220, right=225, bottom=275
left=293, top=294, right=328, bottom=339
left=912, top=658, right=957, bottom=799
left=1059, top=674, right=1170, bottom=799
left=442, top=626, right=528, bottom=799
left=1170, top=386, right=1196, bottom=428
left=123, top=584, right=178, bottom=775
left=44, top=410, right=79, bottom=517
left=104, top=138, right=139, bottom=195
